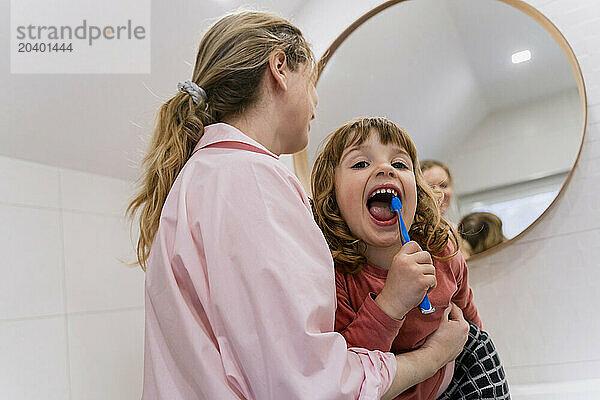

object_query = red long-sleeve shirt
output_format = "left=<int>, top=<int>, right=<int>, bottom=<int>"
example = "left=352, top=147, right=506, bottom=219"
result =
left=335, top=243, right=481, bottom=400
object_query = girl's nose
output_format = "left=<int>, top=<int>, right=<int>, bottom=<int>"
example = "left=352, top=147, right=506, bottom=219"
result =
left=376, top=166, right=396, bottom=178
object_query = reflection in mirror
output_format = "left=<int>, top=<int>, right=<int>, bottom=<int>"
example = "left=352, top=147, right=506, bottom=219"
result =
left=303, top=0, right=585, bottom=258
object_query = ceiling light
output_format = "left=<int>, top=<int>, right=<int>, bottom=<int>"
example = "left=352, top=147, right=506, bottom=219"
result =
left=512, top=50, right=532, bottom=64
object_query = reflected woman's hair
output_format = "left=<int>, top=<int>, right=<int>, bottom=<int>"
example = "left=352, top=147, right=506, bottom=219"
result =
left=420, top=160, right=453, bottom=185
left=458, top=212, right=507, bottom=256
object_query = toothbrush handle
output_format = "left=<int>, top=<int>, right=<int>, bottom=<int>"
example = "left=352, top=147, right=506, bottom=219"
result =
left=399, top=215, right=435, bottom=314
left=398, top=213, right=410, bottom=245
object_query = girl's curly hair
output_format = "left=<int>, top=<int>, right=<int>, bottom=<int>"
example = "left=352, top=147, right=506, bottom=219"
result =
left=311, top=117, right=459, bottom=274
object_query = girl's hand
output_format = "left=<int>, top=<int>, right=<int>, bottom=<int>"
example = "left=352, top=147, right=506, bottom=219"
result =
left=422, top=303, right=469, bottom=366
left=375, top=241, right=436, bottom=320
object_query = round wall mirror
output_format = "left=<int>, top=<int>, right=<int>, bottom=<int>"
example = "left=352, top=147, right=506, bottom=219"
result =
left=295, top=0, right=587, bottom=259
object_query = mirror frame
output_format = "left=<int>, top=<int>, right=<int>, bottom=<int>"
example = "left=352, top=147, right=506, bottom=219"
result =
left=293, top=0, right=588, bottom=261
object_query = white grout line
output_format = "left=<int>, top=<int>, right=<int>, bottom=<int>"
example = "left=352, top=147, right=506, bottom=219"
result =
left=67, top=305, right=145, bottom=318
left=0, top=200, right=126, bottom=219
left=0, top=313, right=67, bottom=323
left=0, top=306, right=145, bottom=324
left=508, top=359, right=600, bottom=369
left=58, top=170, right=73, bottom=400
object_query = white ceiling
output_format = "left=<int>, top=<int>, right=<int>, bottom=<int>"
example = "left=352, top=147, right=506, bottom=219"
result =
left=1, top=0, right=580, bottom=182
left=306, top=0, right=579, bottom=168
left=0, top=0, right=307, bottom=181
left=446, top=0, right=576, bottom=109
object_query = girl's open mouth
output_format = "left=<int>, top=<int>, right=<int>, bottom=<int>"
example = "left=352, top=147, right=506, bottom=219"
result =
left=366, top=188, right=399, bottom=226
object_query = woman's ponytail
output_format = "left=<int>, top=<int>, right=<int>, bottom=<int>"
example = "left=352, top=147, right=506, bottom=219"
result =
left=126, top=90, right=210, bottom=271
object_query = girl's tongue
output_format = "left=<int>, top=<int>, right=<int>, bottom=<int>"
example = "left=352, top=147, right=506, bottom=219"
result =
left=368, top=200, right=395, bottom=221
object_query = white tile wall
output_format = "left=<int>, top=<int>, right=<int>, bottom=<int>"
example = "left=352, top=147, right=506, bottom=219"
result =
left=0, top=159, right=142, bottom=400
left=467, top=1, right=600, bottom=388
left=511, top=378, right=600, bottom=400
left=0, top=317, right=70, bottom=400
left=0, top=156, right=60, bottom=209
left=62, top=212, right=144, bottom=313
left=0, top=205, right=64, bottom=319
left=68, top=309, right=144, bottom=400
left=59, top=169, right=135, bottom=216
left=472, top=229, right=597, bottom=369
left=510, top=361, right=600, bottom=386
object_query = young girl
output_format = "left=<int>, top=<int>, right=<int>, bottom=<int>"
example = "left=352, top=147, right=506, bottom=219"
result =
left=312, top=117, right=509, bottom=400
left=127, top=11, right=469, bottom=400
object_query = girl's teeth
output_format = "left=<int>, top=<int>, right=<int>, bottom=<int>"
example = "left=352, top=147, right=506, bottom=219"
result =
left=369, top=188, right=398, bottom=198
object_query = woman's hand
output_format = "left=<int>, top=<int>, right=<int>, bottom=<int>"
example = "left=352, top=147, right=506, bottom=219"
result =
left=381, top=303, right=469, bottom=400
left=422, top=303, right=469, bottom=366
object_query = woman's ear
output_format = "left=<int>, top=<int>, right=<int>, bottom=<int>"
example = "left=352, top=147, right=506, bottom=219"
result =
left=267, top=50, right=288, bottom=91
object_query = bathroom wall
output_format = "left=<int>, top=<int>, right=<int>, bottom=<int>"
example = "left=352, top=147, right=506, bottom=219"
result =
left=0, top=156, right=144, bottom=400
left=464, top=0, right=600, bottom=388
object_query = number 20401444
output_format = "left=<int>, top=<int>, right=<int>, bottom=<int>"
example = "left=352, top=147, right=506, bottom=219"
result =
left=17, top=42, right=73, bottom=52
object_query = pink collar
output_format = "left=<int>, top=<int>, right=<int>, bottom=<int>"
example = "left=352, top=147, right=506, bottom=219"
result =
left=193, top=123, right=279, bottom=160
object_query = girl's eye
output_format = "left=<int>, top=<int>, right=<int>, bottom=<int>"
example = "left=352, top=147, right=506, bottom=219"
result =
left=351, top=161, right=369, bottom=169
left=392, top=161, right=408, bottom=169
left=439, top=183, right=447, bottom=189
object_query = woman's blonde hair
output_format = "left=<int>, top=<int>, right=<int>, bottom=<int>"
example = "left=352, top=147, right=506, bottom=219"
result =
left=126, top=10, right=315, bottom=271
left=420, top=159, right=453, bottom=185
left=311, top=117, right=459, bottom=275
left=458, top=212, right=506, bottom=255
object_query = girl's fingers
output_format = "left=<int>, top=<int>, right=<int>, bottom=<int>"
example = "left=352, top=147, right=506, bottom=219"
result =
left=412, top=250, right=433, bottom=264
left=418, top=264, right=435, bottom=277
left=424, top=275, right=437, bottom=290
left=402, top=241, right=422, bottom=254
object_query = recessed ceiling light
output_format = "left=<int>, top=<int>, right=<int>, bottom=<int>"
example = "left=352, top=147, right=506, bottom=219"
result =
left=512, top=50, right=532, bottom=64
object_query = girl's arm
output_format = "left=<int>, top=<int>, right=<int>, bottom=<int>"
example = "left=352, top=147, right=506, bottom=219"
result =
left=335, top=273, right=404, bottom=352
left=335, top=242, right=437, bottom=352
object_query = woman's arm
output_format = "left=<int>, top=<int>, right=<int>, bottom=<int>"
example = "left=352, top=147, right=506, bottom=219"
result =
left=382, top=304, right=470, bottom=400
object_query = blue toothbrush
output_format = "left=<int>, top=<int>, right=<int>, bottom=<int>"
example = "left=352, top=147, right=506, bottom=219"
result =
left=391, top=196, right=435, bottom=315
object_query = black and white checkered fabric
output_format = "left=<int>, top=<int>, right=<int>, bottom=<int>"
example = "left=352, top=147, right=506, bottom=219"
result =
left=437, top=321, right=510, bottom=399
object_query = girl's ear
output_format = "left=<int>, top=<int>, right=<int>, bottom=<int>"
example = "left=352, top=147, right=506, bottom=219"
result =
left=267, top=50, right=288, bottom=91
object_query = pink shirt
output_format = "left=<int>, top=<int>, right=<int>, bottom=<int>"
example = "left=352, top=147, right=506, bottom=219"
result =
left=141, top=123, right=397, bottom=400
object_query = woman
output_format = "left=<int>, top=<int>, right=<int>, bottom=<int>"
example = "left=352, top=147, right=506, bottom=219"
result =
left=421, top=160, right=454, bottom=218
